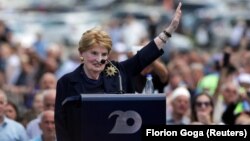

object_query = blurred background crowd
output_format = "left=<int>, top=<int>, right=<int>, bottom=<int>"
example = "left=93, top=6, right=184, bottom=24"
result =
left=1, top=0, right=250, bottom=140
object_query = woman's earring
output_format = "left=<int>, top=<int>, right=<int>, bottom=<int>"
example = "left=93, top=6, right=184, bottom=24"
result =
left=80, top=57, right=84, bottom=62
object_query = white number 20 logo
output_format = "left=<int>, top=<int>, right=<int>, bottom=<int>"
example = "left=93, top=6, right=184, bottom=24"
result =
left=109, top=110, right=142, bottom=134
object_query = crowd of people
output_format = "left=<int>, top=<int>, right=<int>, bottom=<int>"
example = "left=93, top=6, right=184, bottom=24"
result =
left=0, top=2, right=250, bottom=141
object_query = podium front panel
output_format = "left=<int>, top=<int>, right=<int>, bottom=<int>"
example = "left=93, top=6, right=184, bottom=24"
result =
left=63, top=94, right=166, bottom=141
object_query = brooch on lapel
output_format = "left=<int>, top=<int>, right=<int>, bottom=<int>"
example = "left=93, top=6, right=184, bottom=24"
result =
left=105, top=65, right=117, bottom=77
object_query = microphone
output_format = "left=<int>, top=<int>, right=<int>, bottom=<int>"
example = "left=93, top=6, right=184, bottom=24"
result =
left=100, top=59, right=106, bottom=64
left=106, top=60, right=124, bottom=94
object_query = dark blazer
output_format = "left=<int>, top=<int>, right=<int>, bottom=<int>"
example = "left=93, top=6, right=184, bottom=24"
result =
left=55, top=41, right=164, bottom=141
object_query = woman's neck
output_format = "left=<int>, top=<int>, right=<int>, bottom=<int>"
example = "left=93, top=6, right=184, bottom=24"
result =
left=83, top=66, right=100, bottom=80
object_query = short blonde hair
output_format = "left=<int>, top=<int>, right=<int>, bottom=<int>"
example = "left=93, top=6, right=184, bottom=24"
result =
left=78, top=27, right=112, bottom=53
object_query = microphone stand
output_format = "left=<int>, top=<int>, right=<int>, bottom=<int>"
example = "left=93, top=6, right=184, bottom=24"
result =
left=106, top=60, right=124, bottom=94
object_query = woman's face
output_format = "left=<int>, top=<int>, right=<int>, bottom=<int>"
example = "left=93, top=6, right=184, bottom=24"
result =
left=5, top=104, right=17, bottom=120
left=81, top=45, right=109, bottom=74
left=195, top=95, right=212, bottom=114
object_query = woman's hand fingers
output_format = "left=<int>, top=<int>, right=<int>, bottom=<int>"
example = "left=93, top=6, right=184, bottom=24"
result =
left=167, top=2, right=182, bottom=33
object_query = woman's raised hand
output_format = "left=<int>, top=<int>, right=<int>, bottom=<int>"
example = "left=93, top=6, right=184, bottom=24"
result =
left=165, top=2, right=182, bottom=34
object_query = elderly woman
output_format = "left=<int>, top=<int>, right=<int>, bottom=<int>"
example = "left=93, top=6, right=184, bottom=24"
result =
left=55, top=2, right=182, bottom=141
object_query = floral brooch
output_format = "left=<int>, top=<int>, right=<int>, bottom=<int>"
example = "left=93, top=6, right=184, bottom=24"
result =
left=105, top=65, right=117, bottom=77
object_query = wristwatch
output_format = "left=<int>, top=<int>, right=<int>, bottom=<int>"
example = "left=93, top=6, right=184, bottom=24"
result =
left=163, top=30, right=172, bottom=38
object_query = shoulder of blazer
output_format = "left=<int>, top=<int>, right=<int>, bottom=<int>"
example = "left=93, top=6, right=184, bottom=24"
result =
left=59, top=64, right=83, bottom=83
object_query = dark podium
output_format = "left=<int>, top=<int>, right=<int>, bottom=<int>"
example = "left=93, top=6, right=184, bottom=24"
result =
left=62, top=94, right=166, bottom=141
